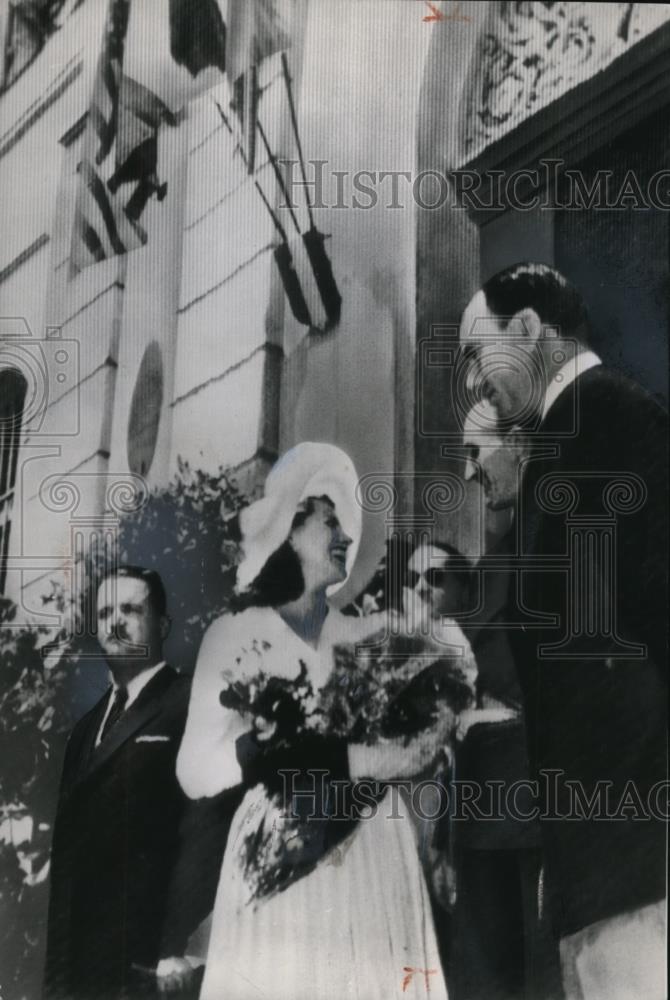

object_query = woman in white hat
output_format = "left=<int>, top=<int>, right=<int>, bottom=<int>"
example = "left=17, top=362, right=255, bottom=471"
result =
left=175, top=443, right=451, bottom=1000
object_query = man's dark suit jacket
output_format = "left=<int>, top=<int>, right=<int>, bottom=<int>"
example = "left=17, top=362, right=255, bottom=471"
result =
left=43, top=665, right=240, bottom=1000
left=458, top=530, right=541, bottom=852
left=511, top=365, right=667, bottom=938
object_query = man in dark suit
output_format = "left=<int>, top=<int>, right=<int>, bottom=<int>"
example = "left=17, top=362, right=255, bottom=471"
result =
left=448, top=402, right=562, bottom=1000
left=44, top=565, right=236, bottom=999
left=459, top=264, right=667, bottom=999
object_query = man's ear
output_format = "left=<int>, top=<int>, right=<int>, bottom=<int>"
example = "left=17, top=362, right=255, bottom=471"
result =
left=160, top=615, right=171, bottom=641
left=512, top=307, right=543, bottom=344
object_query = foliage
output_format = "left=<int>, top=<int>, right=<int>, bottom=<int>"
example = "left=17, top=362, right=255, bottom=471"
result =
left=0, top=461, right=249, bottom=998
left=0, top=599, right=72, bottom=1000
left=43, top=458, right=248, bottom=674
left=216, top=620, right=477, bottom=902
left=111, top=458, right=246, bottom=671
left=325, top=625, right=477, bottom=742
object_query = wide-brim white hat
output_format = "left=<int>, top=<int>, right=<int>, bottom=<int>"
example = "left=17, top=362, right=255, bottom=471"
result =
left=235, top=442, right=361, bottom=596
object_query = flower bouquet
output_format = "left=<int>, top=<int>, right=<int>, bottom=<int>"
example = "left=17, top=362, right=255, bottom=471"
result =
left=217, top=619, right=476, bottom=901
left=321, top=620, right=477, bottom=745
left=220, top=656, right=321, bottom=747
left=220, top=655, right=354, bottom=901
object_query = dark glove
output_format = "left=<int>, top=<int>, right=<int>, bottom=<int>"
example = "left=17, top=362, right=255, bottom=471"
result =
left=235, top=730, right=349, bottom=797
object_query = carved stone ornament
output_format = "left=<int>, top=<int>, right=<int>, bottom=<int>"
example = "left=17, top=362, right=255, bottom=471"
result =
left=460, top=2, right=670, bottom=162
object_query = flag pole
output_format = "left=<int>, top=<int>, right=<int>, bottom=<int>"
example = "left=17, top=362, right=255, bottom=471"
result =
left=213, top=100, right=289, bottom=244
left=280, top=51, right=315, bottom=231
left=213, top=99, right=313, bottom=328
left=279, top=49, right=342, bottom=328
left=242, top=66, right=258, bottom=175
left=256, top=118, right=302, bottom=237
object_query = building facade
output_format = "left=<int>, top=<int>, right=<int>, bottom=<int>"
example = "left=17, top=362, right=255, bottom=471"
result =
left=1, top=0, right=669, bottom=626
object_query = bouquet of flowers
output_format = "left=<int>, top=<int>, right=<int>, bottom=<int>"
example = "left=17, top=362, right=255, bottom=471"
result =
left=321, top=622, right=477, bottom=744
left=219, top=621, right=477, bottom=749
left=220, top=655, right=352, bottom=901
left=218, top=619, right=476, bottom=901
left=220, top=657, right=322, bottom=747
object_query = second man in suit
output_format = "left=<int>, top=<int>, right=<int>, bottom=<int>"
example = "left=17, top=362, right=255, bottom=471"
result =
left=44, top=565, right=238, bottom=999
left=458, top=262, right=667, bottom=1000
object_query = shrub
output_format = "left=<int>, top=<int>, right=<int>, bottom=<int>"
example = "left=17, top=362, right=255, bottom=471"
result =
left=0, top=600, right=72, bottom=1000
left=0, top=461, right=248, bottom=999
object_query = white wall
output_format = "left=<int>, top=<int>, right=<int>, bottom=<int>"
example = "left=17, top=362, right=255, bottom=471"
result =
left=0, top=1, right=109, bottom=614
left=169, top=80, right=281, bottom=476
left=280, top=0, right=434, bottom=604
left=0, top=2, right=303, bottom=619
left=2, top=0, right=436, bottom=618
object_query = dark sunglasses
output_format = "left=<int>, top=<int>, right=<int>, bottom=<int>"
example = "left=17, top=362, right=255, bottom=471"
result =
left=406, top=567, right=452, bottom=589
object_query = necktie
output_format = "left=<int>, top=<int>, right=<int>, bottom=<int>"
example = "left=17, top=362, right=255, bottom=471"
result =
left=99, top=685, right=129, bottom=743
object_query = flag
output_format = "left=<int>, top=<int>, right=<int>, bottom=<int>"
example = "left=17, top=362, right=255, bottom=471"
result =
left=286, top=228, right=342, bottom=332
left=69, top=0, right=293, bottom=272
left=122, top=0, right=227, bottom=112
left=70, top=0, right=228, bottom=274
left=107, top=76, right=178, bottom=224
left=227, top=0, right=292, bottom=172
left=169, top=0, right=227, bottom=77
left=301, top=226, right=342, bottom=328
left=274, top=241, right=312, bottom=327
left=226, top=0, right=291, bottom=84
left=69, top=0, right=139, bottom=272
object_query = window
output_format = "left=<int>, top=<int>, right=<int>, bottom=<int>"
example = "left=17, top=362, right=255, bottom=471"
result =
left=0, top=368, right=27, bottom=593
left=127, top=341, right=164, bottom=478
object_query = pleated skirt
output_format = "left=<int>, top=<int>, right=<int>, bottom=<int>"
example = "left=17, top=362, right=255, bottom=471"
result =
left=199, top=784, right=448, bottom=1000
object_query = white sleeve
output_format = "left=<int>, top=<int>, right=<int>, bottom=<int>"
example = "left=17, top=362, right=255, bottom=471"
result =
left=436, top=618, right=478, bottom=693
left=176, top=613, right=252, bottom=799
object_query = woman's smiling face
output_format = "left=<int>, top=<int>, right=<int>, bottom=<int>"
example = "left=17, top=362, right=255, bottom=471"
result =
left=289, top=496, right=352, bottom=591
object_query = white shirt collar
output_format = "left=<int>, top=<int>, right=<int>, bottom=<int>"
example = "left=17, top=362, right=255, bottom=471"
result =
left=109, top=660, right=167, bottom=708
left=96, top=662, right=167, bottom=747
left=542, top=350, right=601, bottom=419
left=127, top=660, right=167, bottom=705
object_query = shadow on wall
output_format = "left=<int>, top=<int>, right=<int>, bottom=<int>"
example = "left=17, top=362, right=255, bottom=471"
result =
left=281, top=278, right=397, bottom=608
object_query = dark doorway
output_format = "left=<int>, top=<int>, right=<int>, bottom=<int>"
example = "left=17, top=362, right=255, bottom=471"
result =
left=555, top=105, right=669, bottom=405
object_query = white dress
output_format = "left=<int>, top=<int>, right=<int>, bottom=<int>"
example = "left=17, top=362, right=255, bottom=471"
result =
left=177, top=606, right=449, bottom=1000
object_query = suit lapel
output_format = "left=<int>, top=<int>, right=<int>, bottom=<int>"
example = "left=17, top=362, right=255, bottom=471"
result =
left=74, top=697, right=110, bottom=780
left=54, top=695, right=110, bottom=802
left=77, top=666, right=177, bottom=784
left=520, top=378, right=581, bottom=554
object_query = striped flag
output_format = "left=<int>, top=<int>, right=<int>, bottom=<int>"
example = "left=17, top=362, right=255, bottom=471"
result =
left=70, top=0, right=228, bottom=274
left=69, top=0, right=292, bottom=273
left=70, top=0, right=137, bottom=272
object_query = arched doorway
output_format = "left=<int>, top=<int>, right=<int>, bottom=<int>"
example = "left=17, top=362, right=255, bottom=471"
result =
left=416, top=2, right=670, bottom=557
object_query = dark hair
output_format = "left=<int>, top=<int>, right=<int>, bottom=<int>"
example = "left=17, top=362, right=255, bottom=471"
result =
left=98, top=564, right=168, bottom=618
left=482, top=262, right=590, bottom=343
left=233, top=496, right=334, bottom=610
